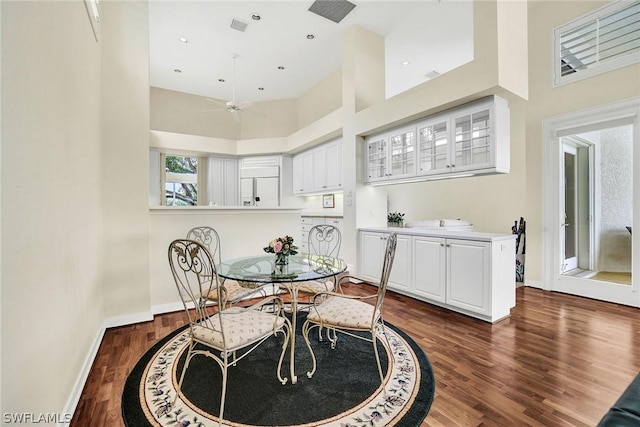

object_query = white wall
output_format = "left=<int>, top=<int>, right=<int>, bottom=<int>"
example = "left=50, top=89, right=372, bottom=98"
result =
left=599, top=126, right=633, bottom=272
left=1, top=0, right=103, bottom=417
left=526, top=0, right=640, bottom=284
left=101, top=1, right=151, bottom=320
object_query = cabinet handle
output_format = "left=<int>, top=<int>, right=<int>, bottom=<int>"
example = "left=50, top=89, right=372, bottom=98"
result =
left=322, top=185, right=327, bottom=188
left=440, top=243, right=444, bottom=247
left=451, top=164, right=456, bottom=168
left=446, top=164, right=450, bottom=168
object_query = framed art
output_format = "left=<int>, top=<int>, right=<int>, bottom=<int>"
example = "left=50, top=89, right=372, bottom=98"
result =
left=322, top=194, right=335, bottom=208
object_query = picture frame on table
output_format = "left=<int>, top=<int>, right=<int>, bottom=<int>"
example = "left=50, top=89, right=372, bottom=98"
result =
left=322, top=194, right=335, bottom=209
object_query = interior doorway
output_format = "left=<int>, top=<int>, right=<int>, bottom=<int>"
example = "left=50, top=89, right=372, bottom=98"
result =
left=543, top=98, right=639, bottom=307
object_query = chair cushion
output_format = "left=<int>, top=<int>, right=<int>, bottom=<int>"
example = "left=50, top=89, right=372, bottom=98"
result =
left=193, top=308, right=285, bottom=352
left=296, top=280, right=334, bottom=295
left=203, top=280, right=261, bottom=303
left=306, top=297, right=379, bottom=329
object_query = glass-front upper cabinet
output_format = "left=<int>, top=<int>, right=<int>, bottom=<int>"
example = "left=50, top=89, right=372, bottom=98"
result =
left=389, top=127, right=416, bottom=178
left=452, top=106, right=492, bottom=172
left=366, top=126, right=416, bottom=182
left=417, top=118, right=448, bottom=175
left=366, top=95, right=510, bottom=184
left=366, top=136, right=388, bottom=182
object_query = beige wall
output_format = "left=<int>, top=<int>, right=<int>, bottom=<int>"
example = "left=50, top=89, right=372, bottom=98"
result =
left=1, top=0, right=103, bottom=416
left=524, top=0, right=640, bottom=283
left=101, top=1, right=151, bottom=320
left=297, top=67, right=342, bottom=129
left=150, top=86, right=299, bottom=140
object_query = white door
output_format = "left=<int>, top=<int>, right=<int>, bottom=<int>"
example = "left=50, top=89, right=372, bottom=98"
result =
left=544, top=99, right=638, bottom=307
left=561, top=143, right=578, bottom=272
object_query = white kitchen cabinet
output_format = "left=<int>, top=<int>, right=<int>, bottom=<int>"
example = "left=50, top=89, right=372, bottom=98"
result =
left=365, top=125, right=417, bottom=183
left=358, top=231, right=411, bottom=291
left=412, top=236, right=446, bottom=302
left=208, top=157, right=238, bottom=206
left=293, top=139, right=342, bottom=195
left=446, top=239, right=491, bottom=316
left=358, top=228, right=515, bottom=323
left=367, top=95, right=510, bottom=183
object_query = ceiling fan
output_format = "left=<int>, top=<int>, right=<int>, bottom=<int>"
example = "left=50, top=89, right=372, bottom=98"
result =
left=202, top=54, right=262, bottom=121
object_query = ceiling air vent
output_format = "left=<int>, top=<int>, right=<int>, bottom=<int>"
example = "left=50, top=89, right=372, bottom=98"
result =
left=308, top=0, right=356, bottom=24
left=230, top=18, right=248, bottom=32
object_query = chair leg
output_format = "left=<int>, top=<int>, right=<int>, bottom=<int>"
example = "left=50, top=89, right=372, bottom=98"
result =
left=372, top=334, right=384, bottom=385
left=276, top=324, right=290, bottom=385
left=301, top=321, right=317, bottom=379
left=173, top=341, right=196, bottom=405
left=218, top=363, right=228, bottom=427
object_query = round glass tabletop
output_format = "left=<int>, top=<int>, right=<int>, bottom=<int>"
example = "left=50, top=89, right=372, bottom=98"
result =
left=218, top=254, right=346, bottom=283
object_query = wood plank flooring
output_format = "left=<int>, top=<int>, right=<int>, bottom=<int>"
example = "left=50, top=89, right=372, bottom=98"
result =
left=71, top=285, right=640, bottom=426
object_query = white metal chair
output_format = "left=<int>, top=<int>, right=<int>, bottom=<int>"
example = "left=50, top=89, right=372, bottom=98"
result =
left=297, top=224, right=343, bottom=296
left=168, top=239, right=291, bottom=425
left=186, top=226, right=265, bottom=306
left=302, top=232, right=397, bottom=384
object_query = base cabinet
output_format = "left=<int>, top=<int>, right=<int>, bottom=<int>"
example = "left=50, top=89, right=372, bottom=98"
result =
left=359, top=230, right=515, bottom=323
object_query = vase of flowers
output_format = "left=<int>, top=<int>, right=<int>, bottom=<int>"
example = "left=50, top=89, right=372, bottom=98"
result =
left=264, top=235, right=298, bottom=267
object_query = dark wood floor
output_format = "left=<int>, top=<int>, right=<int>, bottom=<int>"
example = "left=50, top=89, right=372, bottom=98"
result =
left=72, top=285, right=640, bottom=426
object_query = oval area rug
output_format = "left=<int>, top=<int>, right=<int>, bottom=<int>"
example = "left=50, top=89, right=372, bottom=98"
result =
left=122, top=312, right=435, bottom=426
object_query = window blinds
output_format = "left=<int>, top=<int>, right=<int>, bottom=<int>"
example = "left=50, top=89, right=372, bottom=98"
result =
left=557, top=1, right=640, bottom=80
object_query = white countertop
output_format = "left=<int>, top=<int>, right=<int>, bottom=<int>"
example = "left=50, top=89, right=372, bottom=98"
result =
left=150, top=206, right=302, bottom=212
left=359, top=226, right=516, bottom=242
left=301, top=212, right=344, bottom=218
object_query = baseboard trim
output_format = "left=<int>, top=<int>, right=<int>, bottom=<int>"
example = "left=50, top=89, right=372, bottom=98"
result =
left=59, top=325, right=106, bottom=427
left=103, top=311, right=154, bottom=329
left=524, top=280, right=544, bottom=289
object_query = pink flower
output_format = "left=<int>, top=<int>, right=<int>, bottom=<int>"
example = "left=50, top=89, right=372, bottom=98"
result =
left=273, top=241, right=283, bottom=253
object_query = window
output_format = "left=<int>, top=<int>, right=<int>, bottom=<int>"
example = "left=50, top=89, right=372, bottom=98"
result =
left=554, top=0, right=640, bottom=86
left=164, top=155, right=198, bottom=206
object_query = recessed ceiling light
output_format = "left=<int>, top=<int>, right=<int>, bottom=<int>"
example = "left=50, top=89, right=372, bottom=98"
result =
left=173, top=69, right=182, bottom=73
left=179, top=37, right=188, bottom=43
left=218, top=79, right=225, bottom=83
left=251, top=13, right=261, bottom=20
left=258, top=87, right=264, bottom=91
left=277, top=66, right=285, bottom=70
left=402, top=61, right=410, bottom=66
left=306, top=34, right=315, bottom=40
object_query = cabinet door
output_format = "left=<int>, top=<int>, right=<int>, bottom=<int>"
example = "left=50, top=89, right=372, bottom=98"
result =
left=451, top=105, right=494, bottom=173
left=417, top=118, right=449, bottom=176
left=312, top=145, right=327, bottom=190
left=223, top=158, right=238, bottom=205
left=388, top=234, right=412, bottom=292
left=324, top=140, right=342, bottom=190
left=446, top=239, right=490, bottom=315
left=412, top=236, right=446, bottom=302
left=292, top=154, right=304, bottom=195
left=359, top=232, right=386, bottom=282
left=365, top=136, right=389, bottom=182
left=388, top=126, right=417, bottom=179
left=301, top=151, right=314, bottom=193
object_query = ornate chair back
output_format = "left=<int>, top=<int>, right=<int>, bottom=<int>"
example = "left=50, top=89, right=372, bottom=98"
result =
left=168, top=239, right=222, bottom=327
left=308, top=224, right=341, bottom=259
left=373, top=232, right=397, bottom=318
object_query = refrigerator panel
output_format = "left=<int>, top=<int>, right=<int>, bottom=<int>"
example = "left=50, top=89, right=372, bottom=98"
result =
left=241, top=178, right=254, bottom=206
left=255, top=177, right=279, bottom=207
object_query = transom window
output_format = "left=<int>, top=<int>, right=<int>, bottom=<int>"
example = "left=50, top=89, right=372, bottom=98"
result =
left=554, top=0, right=640, bottom=86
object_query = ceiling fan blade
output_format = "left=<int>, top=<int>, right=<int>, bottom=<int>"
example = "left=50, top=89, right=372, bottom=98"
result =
left=242, top=109, right=266, bottom=117
left=201, top=108, right=228, bottom=113
left=236, top=101, right=254, bottom=110
left=231, top=111, right=241, bottom=122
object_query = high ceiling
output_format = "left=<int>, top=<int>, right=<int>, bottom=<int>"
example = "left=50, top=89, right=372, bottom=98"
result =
left=148, top=1, right=473, bottom=105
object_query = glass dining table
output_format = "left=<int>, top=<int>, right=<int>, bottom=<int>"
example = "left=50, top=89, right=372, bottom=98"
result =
left=218, top=254, right=347, bottom=384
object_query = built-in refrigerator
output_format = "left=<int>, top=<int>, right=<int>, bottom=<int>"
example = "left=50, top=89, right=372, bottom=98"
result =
left=240, top=166, right=280, bottom=207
